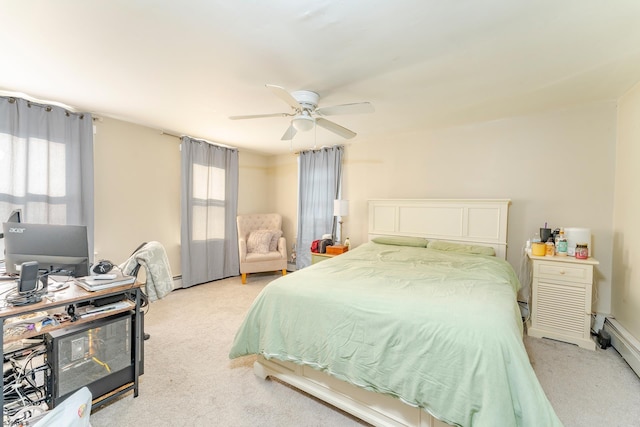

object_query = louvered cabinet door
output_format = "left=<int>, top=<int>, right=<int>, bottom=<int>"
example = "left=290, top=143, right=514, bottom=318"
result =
left=527, top=254, right=599, bottom=350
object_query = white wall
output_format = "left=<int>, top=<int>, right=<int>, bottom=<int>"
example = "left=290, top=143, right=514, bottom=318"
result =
left=238, top=150, right=273, bottom=215
left=273, top=101, right=617, bottom=314
left=612, top=82, right=640, bottom=340
left=93, top=118, right=181, bottom=276
left=94, top=118, right=273, bottom=278
left=268, top=153, right=298, bottom=257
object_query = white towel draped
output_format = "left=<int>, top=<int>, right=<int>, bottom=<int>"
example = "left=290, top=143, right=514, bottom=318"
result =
left=120, top=241, right=174, bottom=301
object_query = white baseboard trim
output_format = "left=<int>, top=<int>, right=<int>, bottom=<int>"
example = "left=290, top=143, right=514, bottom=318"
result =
left=604, top=318, right=640, bottom=378
left=172, top=275, right=182, bottom=288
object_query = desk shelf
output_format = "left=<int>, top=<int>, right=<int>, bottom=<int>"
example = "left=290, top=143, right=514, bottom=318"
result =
left=1, top=282, right=140, bottom=318
left=3, top=300, right=135, bottom=346
left=1, top=282, right=143, bottom=418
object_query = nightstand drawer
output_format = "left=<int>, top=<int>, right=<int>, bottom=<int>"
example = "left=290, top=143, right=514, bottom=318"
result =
left=533, top=261, right=592, bottom=284
left=311, top=252, right=337, bottom=264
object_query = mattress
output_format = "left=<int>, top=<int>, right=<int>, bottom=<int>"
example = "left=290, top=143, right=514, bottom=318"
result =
left=229, top=242, right=562, bottom=426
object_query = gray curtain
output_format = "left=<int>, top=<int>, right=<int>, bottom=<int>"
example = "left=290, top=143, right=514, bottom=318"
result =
left=180, top=137, right=239, bottom=287
left=0, top=96, right=94, bottom=258
left=296, top=145, right=343, bottom=269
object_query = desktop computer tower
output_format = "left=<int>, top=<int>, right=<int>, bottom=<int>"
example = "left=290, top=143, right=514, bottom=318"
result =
left=45, top=311, right=144, bottom=407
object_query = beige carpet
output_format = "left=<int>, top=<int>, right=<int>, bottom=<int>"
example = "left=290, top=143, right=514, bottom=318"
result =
left=89, top=274, right=640, bottom=427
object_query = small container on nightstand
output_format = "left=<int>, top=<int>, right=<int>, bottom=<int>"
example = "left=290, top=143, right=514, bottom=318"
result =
left=326, top=245, right=348, bottom=255
left=575, top=243, right=589, bottom=259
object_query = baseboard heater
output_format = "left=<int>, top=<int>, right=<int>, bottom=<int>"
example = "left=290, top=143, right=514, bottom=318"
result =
left=604, top=318, right=640, bottom=378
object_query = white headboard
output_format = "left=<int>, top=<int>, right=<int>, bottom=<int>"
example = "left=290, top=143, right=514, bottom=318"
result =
left=368, top=199, right=511, bottom=259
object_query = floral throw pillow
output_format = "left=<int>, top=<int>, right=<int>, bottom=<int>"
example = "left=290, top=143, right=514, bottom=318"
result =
left=269, top=230, right=283, bottom=252
left=247, top=230, right=273, bottom=254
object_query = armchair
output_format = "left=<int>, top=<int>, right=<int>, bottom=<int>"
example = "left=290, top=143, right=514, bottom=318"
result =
left=237, top=213, right=287, bottom=284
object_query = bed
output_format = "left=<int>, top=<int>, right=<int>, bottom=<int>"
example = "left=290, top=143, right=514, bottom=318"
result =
left=229, top=199, right=562, bottom=427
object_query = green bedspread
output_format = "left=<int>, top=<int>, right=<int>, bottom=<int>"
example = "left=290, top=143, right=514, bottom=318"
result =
left=229, top=242, right=563, bottom=427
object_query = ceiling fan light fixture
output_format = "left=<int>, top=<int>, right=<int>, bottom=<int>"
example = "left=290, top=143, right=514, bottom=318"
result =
left=233, top=85, right=372, bottom=140
left=292, top=114, right=315, bottom=132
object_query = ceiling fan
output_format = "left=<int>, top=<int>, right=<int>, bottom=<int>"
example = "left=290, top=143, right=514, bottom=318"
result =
left=229, top=84, right=374, bottom=140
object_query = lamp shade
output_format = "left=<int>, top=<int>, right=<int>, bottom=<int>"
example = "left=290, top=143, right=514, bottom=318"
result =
left=333, top=199, right=349, bottom=217
left=292, top=114, right=315, bottom=132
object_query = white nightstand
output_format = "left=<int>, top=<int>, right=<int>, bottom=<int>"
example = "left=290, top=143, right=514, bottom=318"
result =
left=527, top=253, right=599, bottom=350
left=310, top=252, right=337, bottom=265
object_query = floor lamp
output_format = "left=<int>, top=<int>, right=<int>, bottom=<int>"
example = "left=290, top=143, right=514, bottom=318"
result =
left=333, top=199, right=349, bottom=245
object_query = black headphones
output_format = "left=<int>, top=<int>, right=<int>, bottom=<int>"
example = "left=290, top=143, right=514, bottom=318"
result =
left=92, top=260, right=114, bottom=275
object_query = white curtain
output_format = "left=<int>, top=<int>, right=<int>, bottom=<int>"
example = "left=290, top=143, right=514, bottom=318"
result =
left=180, top=137, right=239, bottom=287
left=0, top=96, right=94, bottom=257
left=296, top=145, right=343, bottom=269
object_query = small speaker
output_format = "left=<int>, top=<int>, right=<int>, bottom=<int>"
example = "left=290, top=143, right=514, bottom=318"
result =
left=18, top=261, right=39, bottom=294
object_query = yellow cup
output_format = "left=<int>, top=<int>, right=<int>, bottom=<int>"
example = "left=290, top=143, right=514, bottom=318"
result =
left=531, top=242, right=546, bottom=256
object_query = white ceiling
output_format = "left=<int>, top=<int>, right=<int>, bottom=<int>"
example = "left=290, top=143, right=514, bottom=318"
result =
left=2, top=1, right=640, bottom=155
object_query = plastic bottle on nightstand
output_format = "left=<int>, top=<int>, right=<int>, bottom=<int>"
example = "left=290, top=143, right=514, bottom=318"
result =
left=555, top=228, right=568, bottom=256
left=545, top=238, right=555, bottom=256
left=344, top=237, right=351, bottom=250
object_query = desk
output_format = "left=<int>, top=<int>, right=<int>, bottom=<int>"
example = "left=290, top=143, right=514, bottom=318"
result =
left=1, top=281, right=143, bottom=415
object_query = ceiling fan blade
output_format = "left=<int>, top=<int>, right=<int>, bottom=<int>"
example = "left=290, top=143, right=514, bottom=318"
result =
left=266, top=84, right=301, bottom=110
left=316, top=118, right=356, bottom=139
left=280, top=123, right=297, bottom=141
left=229, top=112, right=292, bottom=120
left=315, top=101, right=374, bottom=117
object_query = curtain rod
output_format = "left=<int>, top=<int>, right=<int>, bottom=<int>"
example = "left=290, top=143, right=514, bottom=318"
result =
left=160, top=130, right=238, bottom=150
left=2, top=94, right=87, bottom=118
left=160, top=130, right=181, bottom=139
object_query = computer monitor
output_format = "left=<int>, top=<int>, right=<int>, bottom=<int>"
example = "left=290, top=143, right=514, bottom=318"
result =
left=2, top=222, right=89, bottom=277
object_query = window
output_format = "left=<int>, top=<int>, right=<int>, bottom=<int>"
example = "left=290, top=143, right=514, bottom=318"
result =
left=180, top=136, right=239, bottom=287
left=191, top=164, right=226, bottom=241
left=0, top=133, right=69, bottom=223
left=0, top=96, right=94, bottom=256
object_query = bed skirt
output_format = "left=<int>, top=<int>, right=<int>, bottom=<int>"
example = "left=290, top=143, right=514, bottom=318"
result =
left=254, top=355, right=451, bottom=427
